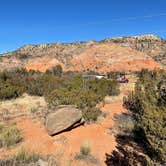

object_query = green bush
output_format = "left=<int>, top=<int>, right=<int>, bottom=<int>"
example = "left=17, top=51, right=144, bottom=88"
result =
left=0, top=68, right=29, bottom=100
left=82, top=108, right=101, bottom=122
left=46, top=76, right=119, bottom=122
left=0, top=126, right=22, bottom=147
left=0, top=83, right=21, bottom=100
left=123, top=69, right=166, bottom=163
left=26, top=72, right=64, bottom=96
left=46, top=76, right=120, bottom=108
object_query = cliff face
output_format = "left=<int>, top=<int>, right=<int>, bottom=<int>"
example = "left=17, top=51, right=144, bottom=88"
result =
left=0, top=34, right=164, bottom=73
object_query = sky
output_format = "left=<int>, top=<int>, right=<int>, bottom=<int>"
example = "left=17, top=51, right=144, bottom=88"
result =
left=0, top=0, right=166, bottom=53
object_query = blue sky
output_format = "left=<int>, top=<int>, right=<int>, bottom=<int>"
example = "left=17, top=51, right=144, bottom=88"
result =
left=0, top=0, right=166, bottom=53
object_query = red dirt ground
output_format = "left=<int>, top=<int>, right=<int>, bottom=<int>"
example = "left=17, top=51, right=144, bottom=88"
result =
left=14, top=100, right=127, bottom=165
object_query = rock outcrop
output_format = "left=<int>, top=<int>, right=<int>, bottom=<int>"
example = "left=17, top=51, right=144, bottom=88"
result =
left=106, top=34, right=166, bottom=66
left=0, top=34, right=165, bottom=72
left=45, top=106, right=84, bottom=136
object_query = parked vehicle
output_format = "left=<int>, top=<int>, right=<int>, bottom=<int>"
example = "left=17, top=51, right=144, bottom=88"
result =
left=116, top=76, right=129, bottom=83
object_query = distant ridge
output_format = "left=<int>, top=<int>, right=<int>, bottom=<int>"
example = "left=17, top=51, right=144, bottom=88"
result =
left=0, top=34, right=165, bottom=72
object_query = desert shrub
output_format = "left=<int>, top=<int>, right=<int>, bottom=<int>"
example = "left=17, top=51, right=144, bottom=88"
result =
left=105, top=145, right=151, bottom=166
left=75, top=143, right=99, bottom=164
left=26, top=72, right=64, bottom=96
left=46, top=87, right=102, bottom=121
left=0, top=126, right=22, bottom=147
left=46, top=87, right=101, bottom=108
left=0, top=68, right=64, bottom=99
left=15, top=148, right=39, bottom=163
left=114, top=114, right=135, bottom=136
left=80, top=142, right=91, bottom=156
left=0, top=124, right=4, bottom=132
left=0, top=68, right=30, bottom=100
left=30, top=108, right=38, bottom=113
left=46, top=76, right=120, bottom=107
left=123, top=69, right=166, bottom=163
left=46, top=65, right=63, bottom=77
left=82, top=108, right=101, bottom=122
left=50, top=65, right=63, bottom=77
left=158, top=81, right=166, bottom=106
left=46, top=76, right=119, bottom=122
left=86, top=78, right=120, bottom=97
left=0, top=83, right=21, bottom=100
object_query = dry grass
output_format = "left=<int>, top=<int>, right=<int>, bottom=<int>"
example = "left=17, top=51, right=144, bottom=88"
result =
left=75, top=142, right=100, bottom=165
left=104, top=95, right=123, bottom=104
left=0, top=125, right=22, bottom=147
left=120, top=83, right=135, bottom=93
left=14, top=148, right=40, bottom=163
left=0, top=93, right=46, bottom=115
left=104, top=81, right=136, bottom=105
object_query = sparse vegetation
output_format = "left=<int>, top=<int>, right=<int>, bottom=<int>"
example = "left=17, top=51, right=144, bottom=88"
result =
left=75, top=142, right=99, bottom=164
left=80, top=142, right=91, bottom=156
left=14, top=148, right=40, bottom=163
left=30, top=107, right=38, bottom=113
left=114, top=114, right=135, bottom=136
left=0, top=67, right=120, bottom=123
left=82, top=107, right=101, bottom=122
left=0, top=124, right=4, bottom=132
left=0, top=126, right=22, bottom=147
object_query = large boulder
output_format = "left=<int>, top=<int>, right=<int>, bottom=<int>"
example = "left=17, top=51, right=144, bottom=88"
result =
left=45, top=106, right=84, bottom=135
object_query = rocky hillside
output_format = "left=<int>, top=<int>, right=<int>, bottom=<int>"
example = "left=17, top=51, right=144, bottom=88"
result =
left=0, top=34, right=164, bottom=73
left=69, top=43, right=160, bottom=72
left=105, top=34, right=166, bottom=66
